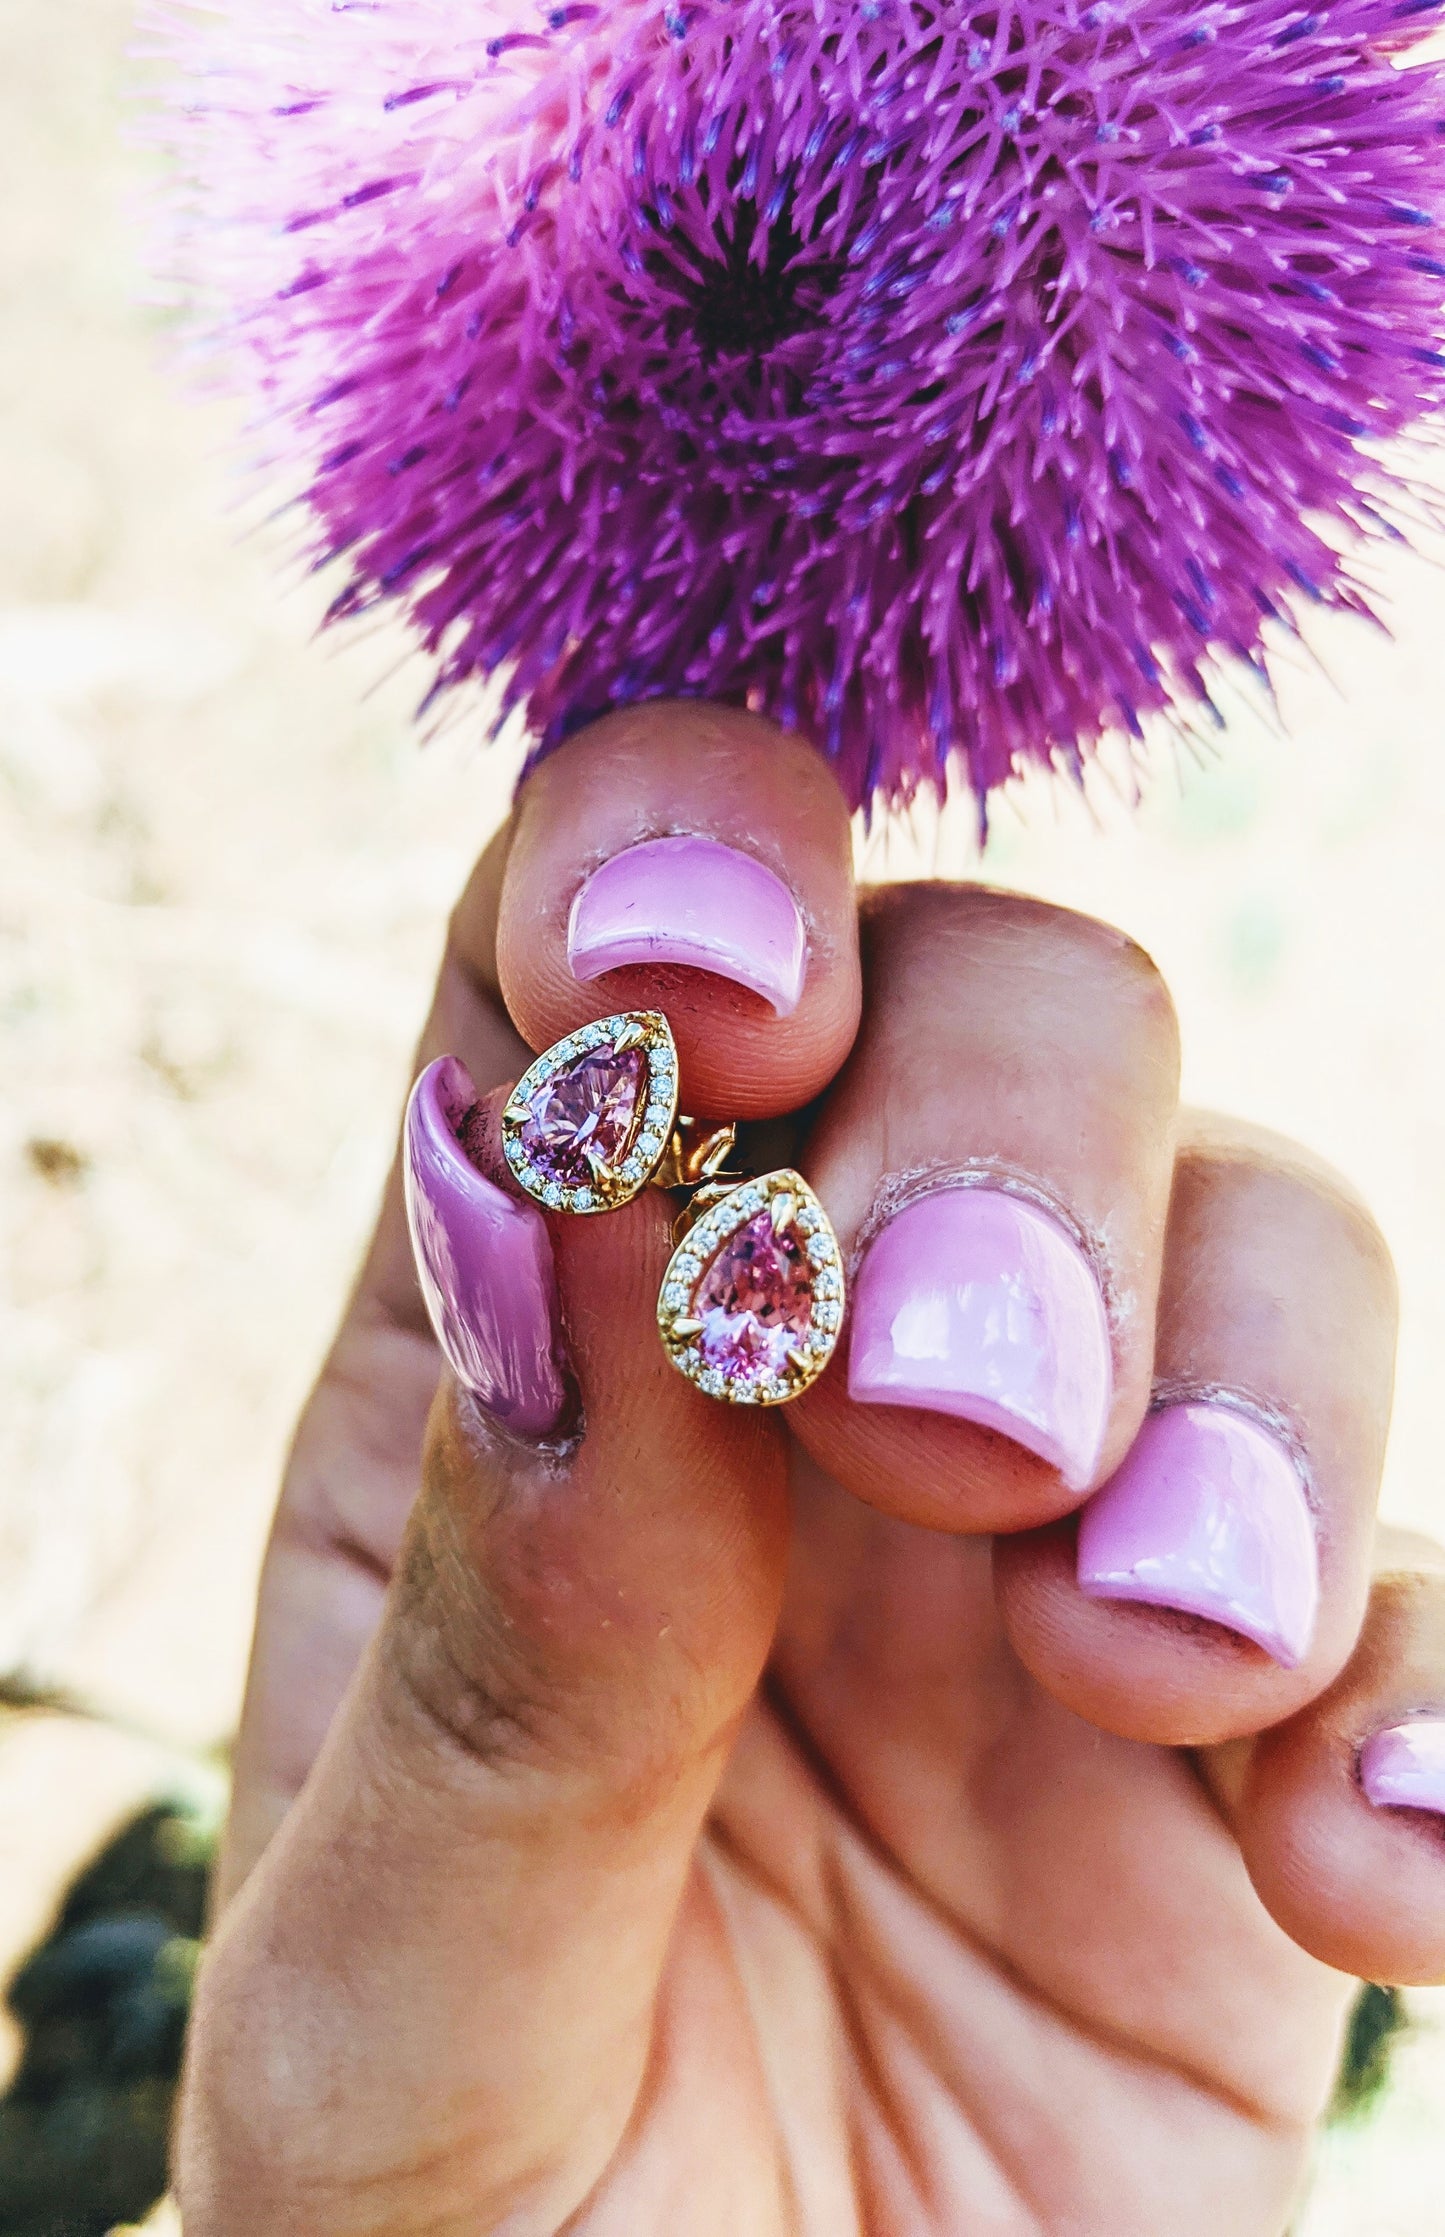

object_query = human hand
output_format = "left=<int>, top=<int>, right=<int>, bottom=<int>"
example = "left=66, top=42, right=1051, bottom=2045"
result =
left=178, top=709, right=1444, bottom=2235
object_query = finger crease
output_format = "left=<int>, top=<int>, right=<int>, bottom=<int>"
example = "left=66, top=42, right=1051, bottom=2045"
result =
left=758, top=1675, right=1297, bottom=2141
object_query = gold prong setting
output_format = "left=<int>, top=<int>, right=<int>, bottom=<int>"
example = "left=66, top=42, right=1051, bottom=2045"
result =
left=657, top=1168, right=845, bottom=1406
left=502, top=1010, right=679, bottom=1213
left=768, top=1189, right=795, bottom=1232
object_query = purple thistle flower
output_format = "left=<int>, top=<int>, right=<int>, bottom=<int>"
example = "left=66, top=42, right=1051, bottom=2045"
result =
left=153, top=0, right=1445, bottom=817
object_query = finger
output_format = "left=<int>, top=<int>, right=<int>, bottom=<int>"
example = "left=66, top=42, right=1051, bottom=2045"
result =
left=222, top=703, right=856, bottom=1904
left=994, top=1120, right=1396, bottom=1746
left=219, top=834, right=530, bottom=1902
left=790, top=884, right=1181, bottom=1531
left=496, top=700, right=861, bottom=1116
left=1223, top=1536, right=1445, bottom=1985
left=334, top=825, right=527, bottom=1337
left=181, top=1070, right=789, bottom=2231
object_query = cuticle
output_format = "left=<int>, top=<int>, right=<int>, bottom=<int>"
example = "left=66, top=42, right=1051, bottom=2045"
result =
left=533, top=1414, right=586, bottom=1469
left=456, top=1382, right=584, bottom=1469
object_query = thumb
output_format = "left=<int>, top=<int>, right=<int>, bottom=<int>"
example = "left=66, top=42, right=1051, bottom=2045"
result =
left=178, top=1059, right=789, bottom=2235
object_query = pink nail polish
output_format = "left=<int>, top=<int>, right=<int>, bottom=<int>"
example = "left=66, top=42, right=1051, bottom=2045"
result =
left=566, top=835, right=807, bottom=1016
left=1361, top=1721, right=1445, bottom=1815
left=404, top=1057, right=567, bottom=1436
left=1077, top=1402, right=1318, bottom=1668
left=847, top=1187, right=1112, bottom=1490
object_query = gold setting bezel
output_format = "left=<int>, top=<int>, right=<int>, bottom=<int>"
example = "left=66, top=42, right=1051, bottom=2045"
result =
left=657, top=1168, right=845, bottom=1406
left=502, top=1010, right=679, bottom=1213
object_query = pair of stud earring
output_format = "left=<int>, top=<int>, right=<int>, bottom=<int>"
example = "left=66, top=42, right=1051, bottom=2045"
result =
left=500, top=1009, right=844, bottom=1407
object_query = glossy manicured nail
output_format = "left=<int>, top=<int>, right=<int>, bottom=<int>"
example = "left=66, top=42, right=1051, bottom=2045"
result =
left=567, top=835, right=807, bottom=1015
left=848, top=1187, right=1112, bottom=1490
left=404, top=1056, right=567, bottom=1436
left=1361, top=1721, right=1445, bottom=1815
left=1077, top=1402, right=1318, bottom=1668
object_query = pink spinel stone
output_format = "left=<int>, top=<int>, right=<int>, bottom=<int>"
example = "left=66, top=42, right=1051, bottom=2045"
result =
left=694, top=1210, right=815, bottom=1387
left=519, top=1045, right=645, bottom=1187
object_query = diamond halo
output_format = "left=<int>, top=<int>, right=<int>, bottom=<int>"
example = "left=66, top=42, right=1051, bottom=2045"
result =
left=502, top=1010, right=680, bottom=1213
left=657, top=1168, right=845, bottom=1406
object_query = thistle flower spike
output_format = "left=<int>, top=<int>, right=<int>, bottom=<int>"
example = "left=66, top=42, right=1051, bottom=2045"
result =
left=152, top=0, right=1445, bottom=818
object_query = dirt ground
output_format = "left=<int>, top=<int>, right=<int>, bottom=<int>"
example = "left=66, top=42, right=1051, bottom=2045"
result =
left=3, top=1, right=1443, bottom=2227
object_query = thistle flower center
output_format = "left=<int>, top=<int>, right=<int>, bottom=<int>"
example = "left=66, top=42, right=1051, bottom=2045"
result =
left=653, top=200, right=838, bottom=365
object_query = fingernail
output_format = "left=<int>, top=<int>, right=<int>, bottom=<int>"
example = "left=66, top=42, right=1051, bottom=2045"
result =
left=1361, top=1721, right=1445, bottom=1815
left=404, top=1057, right=567, bottom=1436
left=567, top=835, right=807, bottom=1016
left=1077, top=1402, right=1319, bottom=1668
left=847, top=1187, right=1112, bottom=1490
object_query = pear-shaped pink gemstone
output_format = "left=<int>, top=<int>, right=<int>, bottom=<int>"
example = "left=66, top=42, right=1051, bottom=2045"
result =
left=518, top=1045, right=645, bottom=1187
left=693, top=1209, right=815, bottom=1386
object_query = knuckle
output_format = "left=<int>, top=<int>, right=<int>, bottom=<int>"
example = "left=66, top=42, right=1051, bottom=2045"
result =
left=383, top=1495, right=567, bottom=1782
left=180, top=1928, right=459, bottom=2231
left=1174, top=1120, right=1397, bottom=1309
left=178, top=1941, right=326, bottom=2219
left=1372, top=1523, right=1445, bottom=1581
left=865, top=880, right=1177, bottom=1023
left=383, top=1409, right=749, bottom=1826
left=1361, top=1561, right=1445, bottom=1643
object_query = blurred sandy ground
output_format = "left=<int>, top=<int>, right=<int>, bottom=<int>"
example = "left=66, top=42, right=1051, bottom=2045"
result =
left=2, top=0, right=1443, bottom=2226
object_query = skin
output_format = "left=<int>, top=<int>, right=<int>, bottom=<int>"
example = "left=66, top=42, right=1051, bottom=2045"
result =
left=178, top=707, right=1445, bottom=2236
